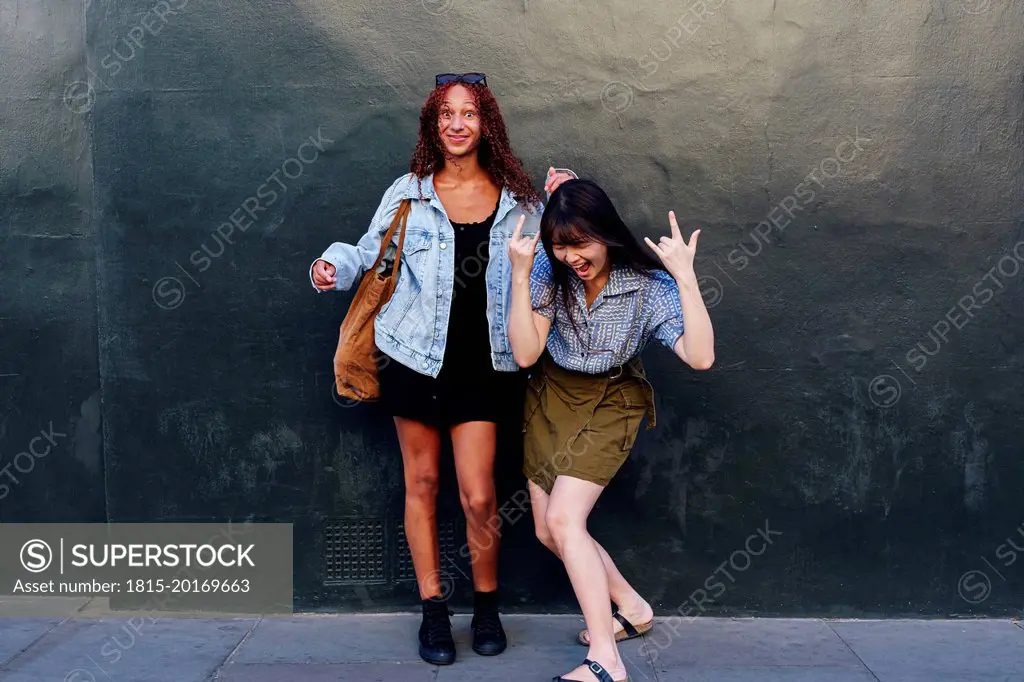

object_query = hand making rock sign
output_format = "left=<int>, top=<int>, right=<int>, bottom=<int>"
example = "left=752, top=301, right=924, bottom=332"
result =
left=643, top=210, right=700, bottom=288
left=507, top=214, right=540, bottom=275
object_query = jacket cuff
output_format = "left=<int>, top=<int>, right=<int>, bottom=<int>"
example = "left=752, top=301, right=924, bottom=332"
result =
left=309, top=260, right=320, bottom=292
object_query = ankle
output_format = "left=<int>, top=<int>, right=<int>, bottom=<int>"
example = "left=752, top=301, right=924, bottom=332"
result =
left=422, top=595, right=450, bottom=614
left=473, top=589, right=500, bottom=613
left=587, top=650, right=624, bottom=673
left=616, top=592, right=649, bottom=614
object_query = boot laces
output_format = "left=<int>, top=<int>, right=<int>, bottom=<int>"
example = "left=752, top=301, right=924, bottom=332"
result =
left=425, top=608, right=454, bottom=644
left=473, top=609, right=502, bottom=637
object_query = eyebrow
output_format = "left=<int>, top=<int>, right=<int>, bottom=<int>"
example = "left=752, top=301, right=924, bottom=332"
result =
left=441, top=99, right=477, bottom=109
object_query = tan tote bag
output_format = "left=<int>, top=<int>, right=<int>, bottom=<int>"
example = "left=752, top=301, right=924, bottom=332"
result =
left=333, top=199, right=411, bottom=402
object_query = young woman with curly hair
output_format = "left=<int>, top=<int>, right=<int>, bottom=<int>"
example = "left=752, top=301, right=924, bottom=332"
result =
left=310, top=73, right=575, bottom=665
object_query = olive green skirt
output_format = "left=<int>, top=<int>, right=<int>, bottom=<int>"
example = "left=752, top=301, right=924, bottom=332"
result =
left=523, top=353, right=656, bottom=495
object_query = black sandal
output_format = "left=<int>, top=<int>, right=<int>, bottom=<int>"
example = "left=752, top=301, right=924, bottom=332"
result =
left=552, top=658, right=628, bottom=682
left=577, top=602, right=654, bottom=646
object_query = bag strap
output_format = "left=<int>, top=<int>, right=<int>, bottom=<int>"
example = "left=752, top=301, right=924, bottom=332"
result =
left=390, top=200, right=410, bottom=279
left=369, top=199, right=411, bottom=276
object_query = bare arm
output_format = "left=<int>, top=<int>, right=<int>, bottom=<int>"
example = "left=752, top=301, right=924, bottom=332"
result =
left=309, top=177, right=404, bottom=292
left=646, top=211, right=715, bottom=370
left=509, top=270, right=552, bottom=368
left=671, top=276, right=715, bottom=370
left=507, top=216, right=552, bottom=368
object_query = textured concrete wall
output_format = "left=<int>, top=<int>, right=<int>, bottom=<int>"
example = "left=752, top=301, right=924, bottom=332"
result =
left=2, top=0, right=1022, bottom=615
left=0, top=0, right=104, bottom=524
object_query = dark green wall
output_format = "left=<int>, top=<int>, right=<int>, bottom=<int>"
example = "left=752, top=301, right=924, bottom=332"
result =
left=1, top=0, right=1022, bottom=616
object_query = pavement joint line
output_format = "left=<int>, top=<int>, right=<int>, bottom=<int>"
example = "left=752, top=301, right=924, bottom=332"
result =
left=823, top=619, right=883, bottom=682
left=0, top=614, right=74, bottom=672
left=625, top=629, right=659, bottom=682
left=206, top=617, right=263, bottom=681
left=638, top=630, right=662, bottom=682
left=620, top=646, right=654, bottom=682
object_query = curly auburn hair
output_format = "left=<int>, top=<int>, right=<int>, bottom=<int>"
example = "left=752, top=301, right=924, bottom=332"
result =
left=409, top=81, right=543, bottom=209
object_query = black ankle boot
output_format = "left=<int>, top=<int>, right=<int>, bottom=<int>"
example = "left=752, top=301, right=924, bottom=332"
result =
left=471, top=590, right=507, bottom=656
left=418, top=596, right=456, bottom=665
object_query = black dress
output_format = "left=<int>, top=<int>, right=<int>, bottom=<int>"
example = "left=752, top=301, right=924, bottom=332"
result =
left=378, top=202, right=522, bottom=428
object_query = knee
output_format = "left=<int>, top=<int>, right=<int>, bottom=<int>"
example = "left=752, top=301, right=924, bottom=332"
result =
left=460, top=489, right=496, bottom=521
left=544, top=507, right=580, bottom=547
left=535, top=523, right=558, bottom=553
left=405, top=468, right=439, bottom=501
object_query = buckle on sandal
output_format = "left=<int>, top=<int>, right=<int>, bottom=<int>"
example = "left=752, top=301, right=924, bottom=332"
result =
left=588, top=661, right=604, bottom=675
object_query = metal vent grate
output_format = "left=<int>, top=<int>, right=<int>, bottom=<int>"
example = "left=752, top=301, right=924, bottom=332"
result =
left=321, top=516, right=473, bottom=587
left=322, top=517, right=389, bottom=585
left=395, top=519, right=470, bottom=583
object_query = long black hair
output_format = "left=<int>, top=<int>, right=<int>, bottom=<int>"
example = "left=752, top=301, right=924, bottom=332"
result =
left=539, top=178, right=665, bottom=338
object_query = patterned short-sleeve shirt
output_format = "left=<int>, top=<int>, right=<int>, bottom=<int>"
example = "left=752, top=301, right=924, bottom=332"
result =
left=529, top=249, right=685, bottom=373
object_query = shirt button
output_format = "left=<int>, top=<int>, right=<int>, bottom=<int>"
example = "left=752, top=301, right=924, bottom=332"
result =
left=440, top=243, right=447, bottom=250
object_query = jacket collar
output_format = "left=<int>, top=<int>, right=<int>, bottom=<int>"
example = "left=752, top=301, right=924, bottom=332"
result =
left=400, top=174, right=437, bottom=200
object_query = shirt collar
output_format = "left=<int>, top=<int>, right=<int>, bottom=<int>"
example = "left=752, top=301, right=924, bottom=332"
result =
left=605, top=266, right=646, bottom=296
left=569, top=265, right=646, bottom=309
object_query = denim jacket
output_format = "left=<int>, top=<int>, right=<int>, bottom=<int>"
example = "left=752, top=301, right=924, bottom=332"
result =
left=311, top=173, right=545, bottom=378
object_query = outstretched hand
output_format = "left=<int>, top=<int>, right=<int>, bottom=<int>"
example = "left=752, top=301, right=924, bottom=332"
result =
left=507, top=215, right=539, bottom=275
left=644, top=211, right=700, bottom=285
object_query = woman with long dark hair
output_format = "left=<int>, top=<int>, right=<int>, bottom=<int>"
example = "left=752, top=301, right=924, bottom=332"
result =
left=310, top=73, right=574, bottom=665
left=507, top=179, right=715, bottom=682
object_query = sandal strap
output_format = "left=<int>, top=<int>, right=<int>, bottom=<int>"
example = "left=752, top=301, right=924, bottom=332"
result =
left=583, top=659, right=615, bottom=682
left=612, top=610, right=640, bottom=638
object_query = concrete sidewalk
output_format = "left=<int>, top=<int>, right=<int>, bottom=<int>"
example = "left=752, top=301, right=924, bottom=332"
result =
left=0, top=614, right=1022, bottom=681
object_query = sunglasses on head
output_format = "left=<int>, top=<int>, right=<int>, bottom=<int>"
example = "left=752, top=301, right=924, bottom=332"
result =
left=435, top=72, right=487, bottom=87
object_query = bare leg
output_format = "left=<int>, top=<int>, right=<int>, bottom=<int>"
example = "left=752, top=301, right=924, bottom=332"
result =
left=450, top=420, right=500, bottom=591
left=546, top=475, right=628, bottom=681
left=528, top=480, right=561, bottom=554
left=394, top=416, right=443, bottom=599
left=529, top=480, right=652, bottom=644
